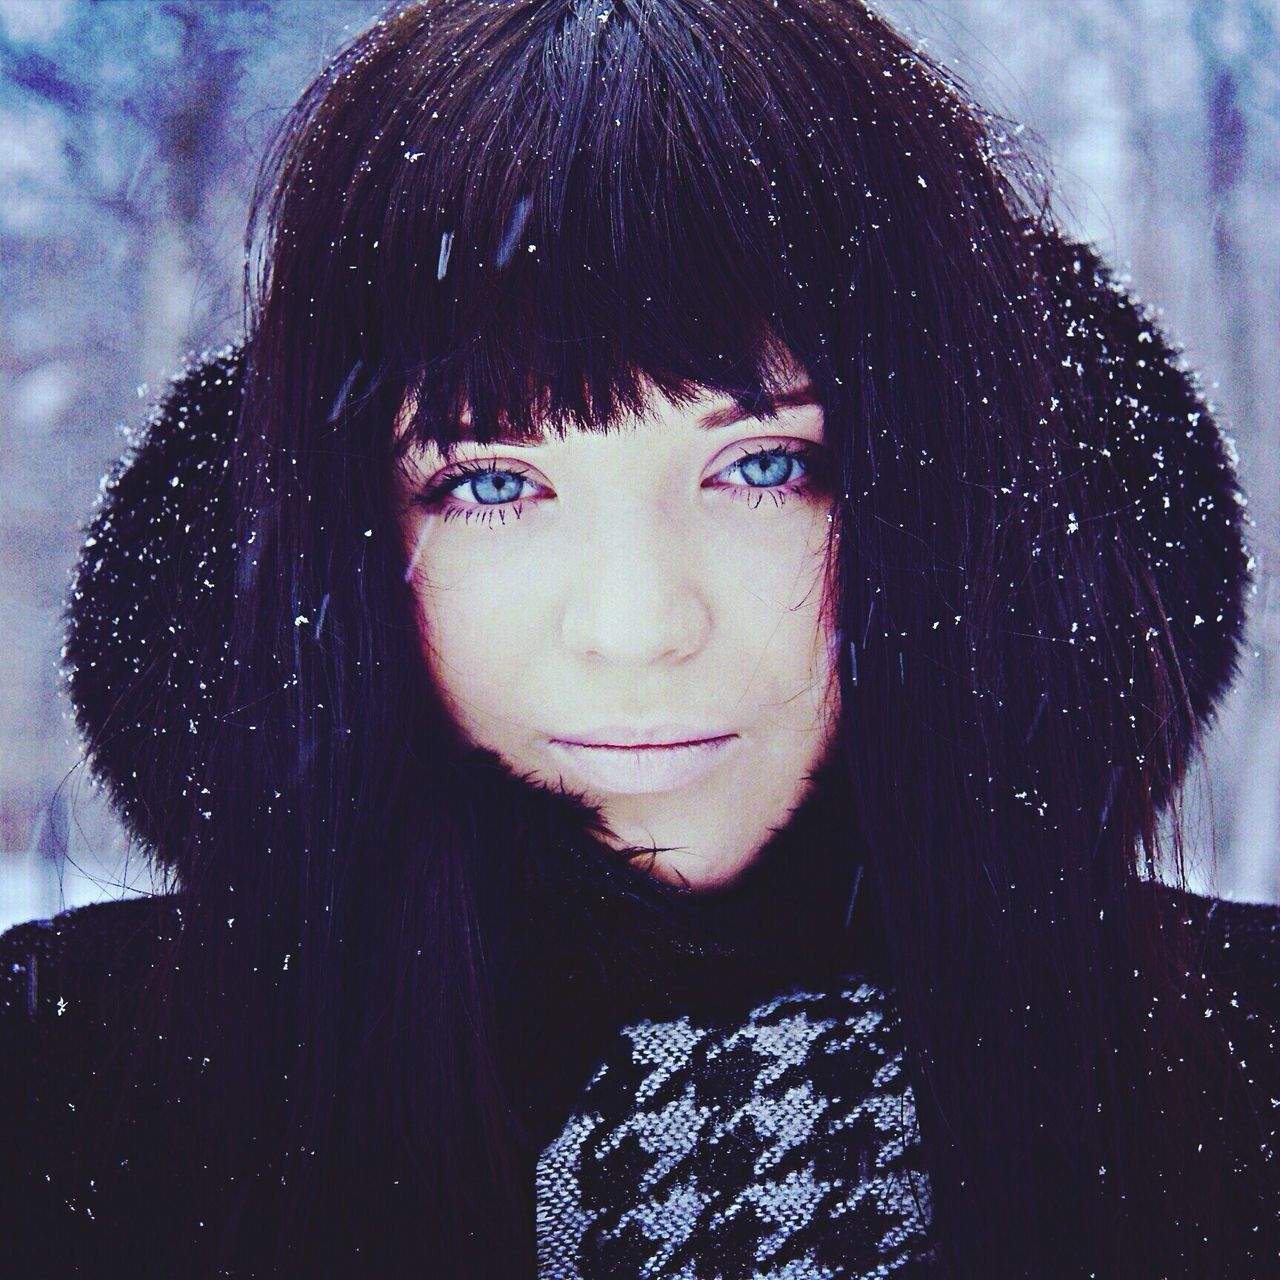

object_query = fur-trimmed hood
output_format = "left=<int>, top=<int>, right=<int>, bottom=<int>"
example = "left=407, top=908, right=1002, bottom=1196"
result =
left=49, top=223, right=1265, bottom=1174
left=63, top=230, right=1252, bottom=868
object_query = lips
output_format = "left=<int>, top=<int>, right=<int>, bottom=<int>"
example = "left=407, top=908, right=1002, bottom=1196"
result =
left=551, top=724, right=736, bottom=748
left=546, top=733, right=739, bottom=795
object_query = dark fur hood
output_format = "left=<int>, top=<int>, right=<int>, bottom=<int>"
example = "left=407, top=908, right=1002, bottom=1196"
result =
left=62, top=229, right=1251, bottom=932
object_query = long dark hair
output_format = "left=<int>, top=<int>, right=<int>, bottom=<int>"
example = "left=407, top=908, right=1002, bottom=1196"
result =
left=64, top=1, right=1260, bottom=1276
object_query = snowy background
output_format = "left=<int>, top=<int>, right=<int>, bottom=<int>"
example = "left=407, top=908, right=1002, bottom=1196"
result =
left=1, top=0, right=1277, bottom=930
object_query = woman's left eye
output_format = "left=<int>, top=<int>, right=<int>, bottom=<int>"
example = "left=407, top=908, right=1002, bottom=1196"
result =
left=712, top=443, right=819, bottom=497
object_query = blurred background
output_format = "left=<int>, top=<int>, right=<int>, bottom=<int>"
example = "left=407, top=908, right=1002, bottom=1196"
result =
left=1, top=0, right=1277, bottom=931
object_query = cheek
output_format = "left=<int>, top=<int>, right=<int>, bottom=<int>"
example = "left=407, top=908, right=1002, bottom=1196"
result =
left=767, top=598, right=840, bottom=729
left=713, top=518, right=839, bottom=721
left=404, top=536, right=542, bottom=738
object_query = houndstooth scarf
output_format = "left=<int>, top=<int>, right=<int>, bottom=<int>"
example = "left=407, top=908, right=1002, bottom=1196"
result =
left=536, top=973, right=938, bottom=1279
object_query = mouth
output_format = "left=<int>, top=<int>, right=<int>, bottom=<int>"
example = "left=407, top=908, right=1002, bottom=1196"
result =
left=545, top=734, right=739, bottom=796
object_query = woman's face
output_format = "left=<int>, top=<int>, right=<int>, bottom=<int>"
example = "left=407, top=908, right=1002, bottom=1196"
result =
left=394, top=367, right=841, bottom=892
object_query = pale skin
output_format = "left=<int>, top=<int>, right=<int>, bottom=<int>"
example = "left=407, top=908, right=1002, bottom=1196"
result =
left=394, top=365, right=842, bottom=892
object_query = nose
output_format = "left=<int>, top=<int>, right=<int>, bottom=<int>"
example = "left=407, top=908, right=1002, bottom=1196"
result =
left=560, top=505, right=711, bottom=667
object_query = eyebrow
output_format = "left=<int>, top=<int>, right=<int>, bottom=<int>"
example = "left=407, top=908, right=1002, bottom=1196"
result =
left=452, top=382, right=820, bottom=446
left=694, top=384, right=820, bottom=430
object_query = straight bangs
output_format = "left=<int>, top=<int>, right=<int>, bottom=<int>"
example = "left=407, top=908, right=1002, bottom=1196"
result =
left=370, top=0, right=846, bottom=453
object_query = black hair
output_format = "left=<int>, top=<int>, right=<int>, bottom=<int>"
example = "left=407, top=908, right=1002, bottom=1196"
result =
left=64, top=2, right=1259, bottom=1275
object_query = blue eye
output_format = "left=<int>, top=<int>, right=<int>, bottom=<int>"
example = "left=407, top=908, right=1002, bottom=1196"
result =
left=453, top=468, right=528, bottom=505
left=414, top=458, right=542, bottom=522
left=721, top=445, right=809, bottom=489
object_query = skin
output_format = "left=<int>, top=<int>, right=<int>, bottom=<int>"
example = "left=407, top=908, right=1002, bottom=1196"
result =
left=394, top=365, right=842, bottom=892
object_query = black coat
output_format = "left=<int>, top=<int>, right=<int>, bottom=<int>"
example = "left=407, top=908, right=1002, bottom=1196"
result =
left=2, top=875, right=1279, bottom=1276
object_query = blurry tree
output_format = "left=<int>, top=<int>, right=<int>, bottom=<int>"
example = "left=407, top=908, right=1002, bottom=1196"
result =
left=881, top=0, right=1280, bottom=900
left=0, top=0, right=383, bottom=926
left=1186, top=0, right=1280, bottom=897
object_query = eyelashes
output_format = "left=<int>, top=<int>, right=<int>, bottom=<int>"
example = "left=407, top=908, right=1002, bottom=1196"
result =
left=410, top=458, right=541, bottom=529
left=411, top=442, right=828, bottom=529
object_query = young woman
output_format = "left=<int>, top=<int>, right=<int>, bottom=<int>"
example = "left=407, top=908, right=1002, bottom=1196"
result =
left=2, top=1, right=1276, bottom=1277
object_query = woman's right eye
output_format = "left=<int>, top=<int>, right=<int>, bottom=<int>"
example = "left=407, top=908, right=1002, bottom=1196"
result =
left=413, top=459, right=548, bottom=525
left=446, top=466, right=534, bottom=505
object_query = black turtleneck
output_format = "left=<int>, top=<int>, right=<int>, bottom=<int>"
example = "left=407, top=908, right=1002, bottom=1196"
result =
left=485, top=746, right=882, bottom=1156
